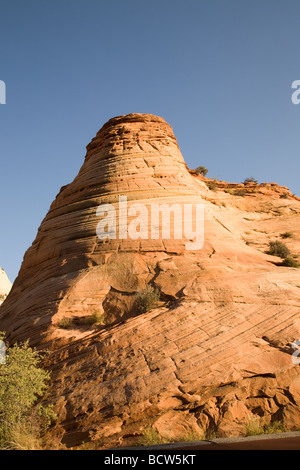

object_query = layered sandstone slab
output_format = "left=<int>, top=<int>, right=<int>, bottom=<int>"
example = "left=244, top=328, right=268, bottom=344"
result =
left=0, top=113, right=300, bottom=447
left=0, top=113, right=269, bottom=345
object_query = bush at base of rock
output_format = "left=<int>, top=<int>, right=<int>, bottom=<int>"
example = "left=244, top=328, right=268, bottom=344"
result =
left=134, top=286, right=160, bottom=315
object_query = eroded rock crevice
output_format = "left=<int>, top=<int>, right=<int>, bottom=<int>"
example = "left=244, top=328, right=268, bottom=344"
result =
left=0, top=113, right=300, bottom=447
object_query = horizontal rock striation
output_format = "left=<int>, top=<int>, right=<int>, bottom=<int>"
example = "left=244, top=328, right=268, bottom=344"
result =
left=0, top=113, right=268, bottom=346
left=1, top=113, right=300, bottom=447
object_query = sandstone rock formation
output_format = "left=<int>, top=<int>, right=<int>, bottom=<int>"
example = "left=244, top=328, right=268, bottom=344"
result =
left=0, top=113, right=300, bottom=448
left=0, top=267, right=11, bottom=305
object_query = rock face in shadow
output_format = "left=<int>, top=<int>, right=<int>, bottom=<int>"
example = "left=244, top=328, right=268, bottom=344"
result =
left=1, top=113, right=300, bottom=447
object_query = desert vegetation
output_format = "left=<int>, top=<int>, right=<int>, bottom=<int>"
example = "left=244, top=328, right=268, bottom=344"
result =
left=134, top=286, right=160, bottom=314
left=224, top=188, right=234, bottom=195
left=207, top=180, right=217, bottom=191
left=56, top=312, right=106, bottom=329
left=56, top=317, right=74, bottom=329
left=234, top=189, right=246, bottom=197
left=0, top=332, right=56, bottom=449
left=245, top=415, right=285, bottom=437
left=137, top=425, right=203, bottom=447
left=224, top=188, right=247, bottom=196
left=281, top=232, right=293, bottom=238
left=281, top=256, right=299, bottom=268
left=195, top=166, right=208, bottom=176
left=267, top=240, right=291, bottom=258
left=137, top=426, right=169, bottom=446
left=243, top=176, right=258, bottom=184
left=267, top=240, right=299, bottom=268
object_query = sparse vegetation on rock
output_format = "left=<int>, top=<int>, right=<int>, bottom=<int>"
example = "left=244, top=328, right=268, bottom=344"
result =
left=134, top=286, right=160, bottom=314
left=245, top=415, right=285, bottom=437
left=83, top=311, right=106, bottom=325
left=281, top=232, right=293, bottom=238
left=224, top=188, right=234, bottom=195
left=243, top=176, right=258, bottom=184
left=267, top=240, right=299, bottom=268
left=137, top=426, right=169, bottom=446
left=137, top=425, right=204, bottom=447
left=281, top=256, right=299, bottom=268
left=267, top=240, right=290, bottom=258
left=234, top=189, right=246, bottom=197
left=56, top=312, right=107, bottom=329
left=195, top=166, right=208, bottom=176
left=207, top=180, right=217, bottom=191
left=56, top=317, right=74, bottom=329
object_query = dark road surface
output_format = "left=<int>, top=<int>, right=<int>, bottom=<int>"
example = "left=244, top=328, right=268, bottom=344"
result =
left=119, top=431, right=300, bottom=451
left=169, top=433, right=300, bottom=450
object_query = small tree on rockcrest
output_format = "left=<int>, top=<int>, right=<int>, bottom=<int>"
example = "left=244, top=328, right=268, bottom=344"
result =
left=195, top=166, right=208, bottom=176
left=243, top=176, right=258, bottom=184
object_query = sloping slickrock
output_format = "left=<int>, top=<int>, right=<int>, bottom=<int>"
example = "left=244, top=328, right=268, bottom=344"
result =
left=1, top=113, right=300, bottom=447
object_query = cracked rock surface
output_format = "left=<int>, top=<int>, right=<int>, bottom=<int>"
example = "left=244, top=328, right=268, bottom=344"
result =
left=0, top=113, right=300, bottom=447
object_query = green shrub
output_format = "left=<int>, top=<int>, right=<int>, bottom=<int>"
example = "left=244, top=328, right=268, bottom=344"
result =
left=244, top=415, right=264, bottom=436
left=243, top=177, right=258, bottom=184
left=82, top=312, right=106, bottom=325
left=267, top=240, right=290, bottom=258
left=179, top=432, right=203, bottom=442
left=137, top=425, right=208, bottom=446
left=134, top=286, right=160, bottom=314
left=264, top=421, right=286, bottom=434
left=281, top=256, right=299, bottom=268
left=0, top=333, right=55, bottom=449
left=224, top=188, right=234, bottom=195
left=281, top=232, right=293, bottom=238
left=137, top=426, right=170, bottom=446
left=280, top=193, right=289, bottom=199
left=57, top=313, right=107, bottom=329
left=207, top=180, right=217, bottom=191
left=234, top=189, right=246, bottom=197
left=203, top=428, right=217, bottom=440
left=195, top=166, right=208, bottom=176
left=56, top=317, right=74, bottom=329
left=245, top=416, right=285, bottom=436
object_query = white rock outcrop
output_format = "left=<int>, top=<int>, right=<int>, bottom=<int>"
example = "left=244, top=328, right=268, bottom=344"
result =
left=0, top=268, right=11, bottom=305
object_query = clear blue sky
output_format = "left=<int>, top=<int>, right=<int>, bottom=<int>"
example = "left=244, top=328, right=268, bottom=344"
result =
left=1, top=0, right=300, bottom=282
